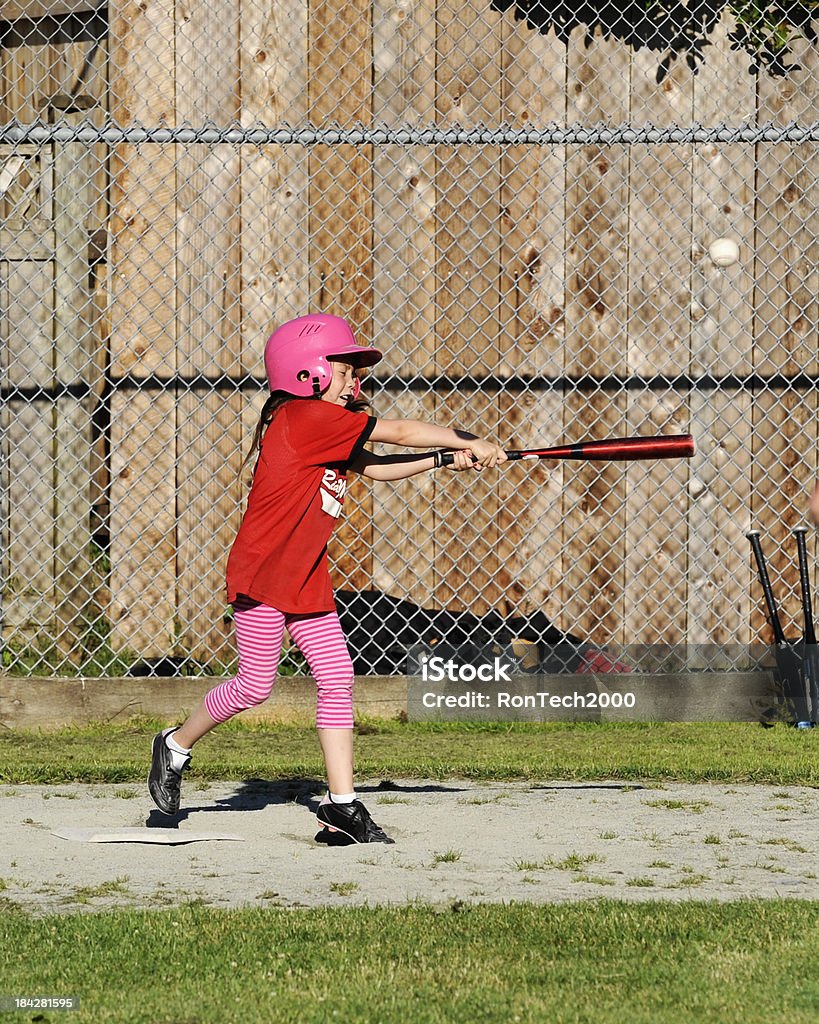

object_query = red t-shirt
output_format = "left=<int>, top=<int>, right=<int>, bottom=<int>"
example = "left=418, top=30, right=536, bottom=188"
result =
left=226, top=400, right=376, bottom=613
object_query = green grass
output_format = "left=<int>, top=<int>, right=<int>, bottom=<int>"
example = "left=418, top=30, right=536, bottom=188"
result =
left=328, top=881, right=360, bottom=896
left=2, top=901, right=819, bottom=1023
left=764, top=838, right=809, bottom=854
left=69, top=877, right=132, bottom=906
left=3, top=718, right=819, bottom=786
left=643, top=798, right=712, bottom=813
left=550, top=852, right=605, bottom=871
left=3, top=719, right=819, bottom=1021
left=432, top=849, right=462, bottom=863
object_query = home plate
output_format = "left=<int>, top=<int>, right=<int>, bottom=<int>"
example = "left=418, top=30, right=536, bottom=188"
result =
left=52, top=828, right=244, bottom=845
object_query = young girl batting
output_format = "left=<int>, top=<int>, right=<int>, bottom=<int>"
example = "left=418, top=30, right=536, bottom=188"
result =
left=149, top=313, right=506, bottom=844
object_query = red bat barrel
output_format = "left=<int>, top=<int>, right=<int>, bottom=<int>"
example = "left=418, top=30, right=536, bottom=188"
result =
left=506, top=434, right=695, bottom=462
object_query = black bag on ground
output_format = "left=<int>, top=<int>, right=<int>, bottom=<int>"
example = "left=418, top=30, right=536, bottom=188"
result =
left=334, top=588, right=586, bottom=675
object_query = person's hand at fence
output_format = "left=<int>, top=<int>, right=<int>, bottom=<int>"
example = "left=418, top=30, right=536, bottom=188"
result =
left=810, top=480, right=819, bottom=527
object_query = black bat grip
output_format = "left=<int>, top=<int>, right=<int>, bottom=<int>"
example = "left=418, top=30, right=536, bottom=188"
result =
left=747, top=530, right=786, bottom=645
left=438, top=451, right=507, bottom=467
left=794, top=527, right=817, bottom=645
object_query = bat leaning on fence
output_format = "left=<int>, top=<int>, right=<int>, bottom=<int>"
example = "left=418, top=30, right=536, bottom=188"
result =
left=747, top=529, right=812, bottom=728
left=437, top=434, right=695, bottom=467
left=793, top=526, right=818, bottom=726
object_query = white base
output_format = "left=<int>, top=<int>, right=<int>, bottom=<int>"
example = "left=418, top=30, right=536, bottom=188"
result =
left=52, top=827, right=244, bottom=845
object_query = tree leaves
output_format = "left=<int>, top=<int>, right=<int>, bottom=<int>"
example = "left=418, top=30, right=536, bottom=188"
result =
left=490, top=0, right=818, bottom=79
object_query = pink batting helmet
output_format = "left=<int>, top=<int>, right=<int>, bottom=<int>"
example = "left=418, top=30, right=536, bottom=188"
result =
left=264, top=314, right=382, bottom=399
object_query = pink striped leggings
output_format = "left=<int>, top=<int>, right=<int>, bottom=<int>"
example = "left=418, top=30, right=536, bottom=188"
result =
left=204, top=598, right=354, bottom=729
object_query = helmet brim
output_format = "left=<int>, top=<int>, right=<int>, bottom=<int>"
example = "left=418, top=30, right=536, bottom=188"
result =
left=326, top=346, right=382, bottom=369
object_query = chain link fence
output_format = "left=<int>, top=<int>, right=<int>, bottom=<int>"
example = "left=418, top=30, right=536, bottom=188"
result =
left=1, top=0, right=818, bottom=678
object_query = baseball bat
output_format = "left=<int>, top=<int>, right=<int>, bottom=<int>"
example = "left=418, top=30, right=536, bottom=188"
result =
left=793, top=526, right=818, bottom=725
left=794, top=527, right=817, bottom=646
left=747, top=530, right=810, bottom=727
left=439, top=434, right=694, bottom=467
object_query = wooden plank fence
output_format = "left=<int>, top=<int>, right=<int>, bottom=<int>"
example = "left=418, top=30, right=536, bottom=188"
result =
left=1, top=19, right=107, bottom=666
left=1, top=0, right=817, bottom=669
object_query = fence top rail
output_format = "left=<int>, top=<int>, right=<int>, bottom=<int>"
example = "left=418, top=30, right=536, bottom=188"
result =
left=2, top=119, right=819, bottom=146
left=6, top=371, right=819, bottom=405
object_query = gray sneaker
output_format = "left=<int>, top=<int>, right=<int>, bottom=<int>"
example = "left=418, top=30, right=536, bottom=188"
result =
left=315, top=799, right=395, bottom=844
left=148, top=727, right=190, bottom=814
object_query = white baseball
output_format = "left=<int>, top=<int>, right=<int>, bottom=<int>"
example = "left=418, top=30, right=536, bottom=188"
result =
left=708, top=238, right=740, bottom=267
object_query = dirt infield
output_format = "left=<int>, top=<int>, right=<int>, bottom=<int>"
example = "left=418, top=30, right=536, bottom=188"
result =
left=1, top=778, right=818, bottom=914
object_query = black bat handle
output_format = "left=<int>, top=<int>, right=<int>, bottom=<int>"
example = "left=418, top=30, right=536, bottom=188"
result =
left=794, top=527, right=817, bottom=645
left=794, top=527, right=819, bottom=725
left=437, top=451, right=520, bottom=467
left=746, top=530, right=787, bottom=645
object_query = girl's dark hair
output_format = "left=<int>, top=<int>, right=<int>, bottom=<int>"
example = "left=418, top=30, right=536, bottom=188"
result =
left=242, top=390, right=372, bottom=473
left=242, top=391, right=290, bottom=471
